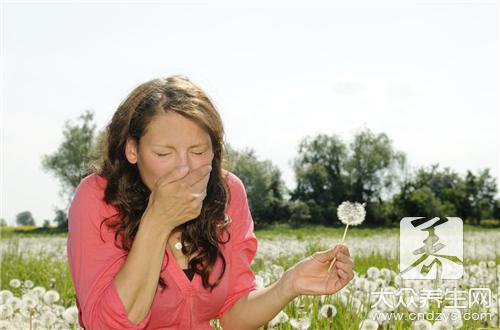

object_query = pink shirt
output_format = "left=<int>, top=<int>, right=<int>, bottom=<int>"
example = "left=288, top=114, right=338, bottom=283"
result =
left=67, top=170, right=258, bottom=330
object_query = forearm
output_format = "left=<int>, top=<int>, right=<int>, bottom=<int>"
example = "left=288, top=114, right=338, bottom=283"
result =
left=220, top=270, right=297, bottom=330
left=114, top=210, right=172, bottom=324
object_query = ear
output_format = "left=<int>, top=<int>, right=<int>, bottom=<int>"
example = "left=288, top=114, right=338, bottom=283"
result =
left=125, top=137, right=138, bottom=164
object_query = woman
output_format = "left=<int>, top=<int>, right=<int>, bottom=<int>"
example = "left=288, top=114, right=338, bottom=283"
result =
left=66, top=75, right=354, bottom=330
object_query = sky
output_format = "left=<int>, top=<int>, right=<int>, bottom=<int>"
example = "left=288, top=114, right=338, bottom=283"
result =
left=1, top=1, right=498, bottom=226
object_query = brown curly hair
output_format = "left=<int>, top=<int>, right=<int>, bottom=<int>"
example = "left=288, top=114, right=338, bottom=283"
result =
left=90, top=75, right=232, bottom=292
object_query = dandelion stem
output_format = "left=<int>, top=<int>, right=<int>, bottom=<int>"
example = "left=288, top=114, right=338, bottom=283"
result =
left=327, top=224, right=350, bottom=272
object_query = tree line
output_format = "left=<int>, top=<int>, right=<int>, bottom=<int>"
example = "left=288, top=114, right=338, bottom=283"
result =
left=5, top=110, right=497, bottom=228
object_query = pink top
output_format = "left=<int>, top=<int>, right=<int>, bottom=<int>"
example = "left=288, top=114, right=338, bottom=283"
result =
left=67, top=170, right=258, bottom=330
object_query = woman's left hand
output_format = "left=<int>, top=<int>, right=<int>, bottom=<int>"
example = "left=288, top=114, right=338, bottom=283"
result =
left=286, top=244, right=355, bottom=297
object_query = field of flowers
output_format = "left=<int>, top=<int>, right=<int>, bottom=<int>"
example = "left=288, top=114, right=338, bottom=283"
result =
left=0, top=226, right=499, bottom=329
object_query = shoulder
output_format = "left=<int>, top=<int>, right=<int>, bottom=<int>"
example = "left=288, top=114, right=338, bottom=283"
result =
left=221, top=169, right=247, bottom=210
left=69, top=173, right=117, bottom=219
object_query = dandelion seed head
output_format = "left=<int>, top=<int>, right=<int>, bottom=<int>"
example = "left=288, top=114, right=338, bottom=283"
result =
left=6, top=297, right=22, bottom=311
left=318, top=304, right=337, bottom=318
left=43, top=290, right=60, bottom=305
left=9, top=279, right=21, bottom=289
left=23, top=280, right=34, bottom=289
left=40, top=310, right=57, bottom=326
left=289, top=316, right=311, bottom=330
left=337, top=201, right=366, bottom=226
left=21, top=293, right=39, bottom=309
left=62, top=306, right=79, bottom=324
left=430, top=321, right=453, bottom=330
left=411, top=319, right=432, bottom=330
left=0, top=290, right=13, bottom=304
left=0, top=320, right=13, bottom=330
left=0, top=304, right=14, bottom=319
left=359, top=319, right=379, bottom=330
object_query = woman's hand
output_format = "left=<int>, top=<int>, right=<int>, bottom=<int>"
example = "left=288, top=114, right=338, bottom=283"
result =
left=286, top=244, right=354, bottom=297
left=143, top=164, right=212, bottom=231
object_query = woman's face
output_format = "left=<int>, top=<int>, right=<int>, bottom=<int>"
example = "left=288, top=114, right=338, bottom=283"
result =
left=125, top=111, right=215, bottom=190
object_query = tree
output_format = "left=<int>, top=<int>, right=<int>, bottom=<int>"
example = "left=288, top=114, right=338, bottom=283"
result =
left=41, top=110, right=97, bottom=207
left=16, top=211, right=35, bottom=226
left=43, top=219, right=51, bottom=228
left=53, top=209, right=68, bottom=230
left=0, top=218, right=7, bottom=227
left=464, top=169, right=497, bottom=225
left=345, top=128, right=406, bottom=203
left=291, top=134, right=348, bottom=224
left=224, top=144, right=289, bottom=226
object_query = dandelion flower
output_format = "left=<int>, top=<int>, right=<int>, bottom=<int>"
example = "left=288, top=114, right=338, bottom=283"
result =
left=359, top=319, right=378, bottom=330
left=366, top=267, right=380, bottom=279
left=62, top=306, right=79, bottom=324
left=40, top=310, right=57, bottom=326
left=43, top=290, right=60, bottom=305
left=290, top=316, right=311, bottom=330
left=337, top=201, right=366, bottom=226
left=0, top=320, right=13, bottom=330
left=21, top=293, right=39, bottom=309
left=6, top=297, right=22, bottom=311
left=319, top=304, right=337, bottom=318
left=9, top=279, right=21, bottom=289
left=431, top=321, right=453, bottom=330
left=0, top=290, right=13, bottom=304
left=23, top=280, right=34, bottom=289
left=412, top=320, right=432, bottom=330
left=268, top=310, right=289, bottom=327
left=328, top=201, right=366, bottom=272
left=0, top=304, right=13, bottom=319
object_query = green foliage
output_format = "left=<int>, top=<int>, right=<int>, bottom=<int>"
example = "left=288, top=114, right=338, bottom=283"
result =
left=41, top=110, right=97, bottom=208
left=225, top=144, right=289, bottom=226
left=15, top=211, right=35, bottom=226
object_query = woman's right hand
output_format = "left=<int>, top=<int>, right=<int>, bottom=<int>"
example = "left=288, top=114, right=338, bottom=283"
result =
left=143, top=164, right=212, bottom=231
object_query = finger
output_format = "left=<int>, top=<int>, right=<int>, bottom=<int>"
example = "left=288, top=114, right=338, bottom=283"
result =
left=156, top=165, right=190, bottom=186
left=335, top=253, right=353, bottom=265
left=337, top=267, right=350, bottom=280
left=191, top=170, right=211, bottom=195
left=183, top=164, right=213, bottom=187
left=339, top=245, right=350, bottom=257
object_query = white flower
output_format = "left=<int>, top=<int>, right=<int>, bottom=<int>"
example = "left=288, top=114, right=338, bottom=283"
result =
left=40, top=310, right=57, bottom=326
left=318, top=304, right=337, bottom=318
left=268, top=310, right=289, bottom=327
left=0, top=304, right=14, bottom=319
left=31, top=286, right=47, bottom=298
left=5, top=297, right=22, bottom=311
left=337, top=201, right=366, bottom=226
left=62, top=306, right=79, bottom=324
left=9, top=279, right=21, bottom=289
left=290, top=316, right=311, bottom=330
left=22, top=293, right=39, bottom=309
left=412, top=320, right=432, bottom=330
left=366, top=267, right=380, bottom=279
left=432, top=321, right=453, bottom=330
left=254, top=275, right=265, bottom=290
left=43, top=290, right=60, bottom=305
left=0, top=291, right=13, bottom=305
left=0, top=320, right=13, bottom=330
left=23, top=280, right=34, bottom=289
left=359, top=319, right=379, bottom=330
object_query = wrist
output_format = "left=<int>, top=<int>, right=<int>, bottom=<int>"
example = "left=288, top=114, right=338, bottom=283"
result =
left=278, top=268, right=300, bottom=301
left=139, top=210, right=174, bottom=240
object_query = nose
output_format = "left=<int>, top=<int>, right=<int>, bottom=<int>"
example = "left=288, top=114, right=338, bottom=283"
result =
left=176, top=151, right=194, bottom=171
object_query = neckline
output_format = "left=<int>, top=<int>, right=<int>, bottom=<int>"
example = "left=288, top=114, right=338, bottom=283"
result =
left=165, top=247, right=200, bottom=292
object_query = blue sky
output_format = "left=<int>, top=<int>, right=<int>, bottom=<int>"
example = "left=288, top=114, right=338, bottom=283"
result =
left=1, top=1, right=498, bottom=226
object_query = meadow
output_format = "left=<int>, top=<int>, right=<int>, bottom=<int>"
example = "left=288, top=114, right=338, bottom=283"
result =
left=0, top=225, right=498, bottom=329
